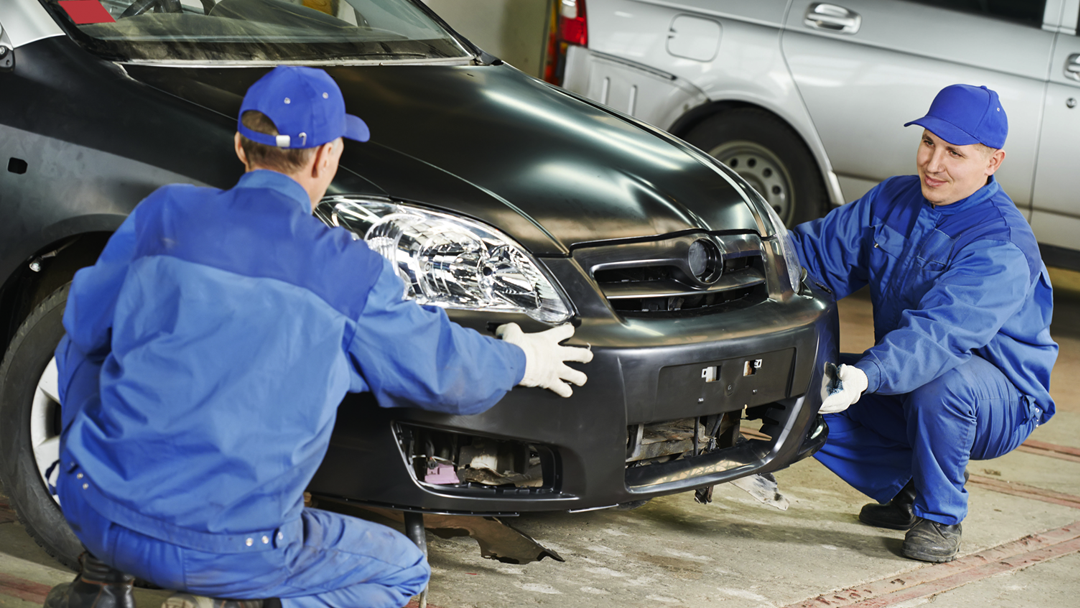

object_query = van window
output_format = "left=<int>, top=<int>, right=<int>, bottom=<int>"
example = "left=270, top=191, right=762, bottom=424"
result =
left=904, top=0, right=1046, bottom=28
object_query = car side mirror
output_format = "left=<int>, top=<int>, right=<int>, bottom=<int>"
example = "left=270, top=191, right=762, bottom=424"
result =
left=0, top=23, right=14, bottom=72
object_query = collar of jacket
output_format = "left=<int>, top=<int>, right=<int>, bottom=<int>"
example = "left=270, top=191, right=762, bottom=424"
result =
left=926, top=175, right=1002, bottom=216
left=235, top=169, right=312, bottom=214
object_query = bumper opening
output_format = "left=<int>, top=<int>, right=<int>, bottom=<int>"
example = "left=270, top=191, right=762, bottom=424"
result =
left=624, top=399, right=806, bottom=491
left=396, top=423, right=560, bottom=495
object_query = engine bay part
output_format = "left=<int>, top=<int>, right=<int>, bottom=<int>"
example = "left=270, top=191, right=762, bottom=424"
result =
left=397, top=424, right=552, bottom=490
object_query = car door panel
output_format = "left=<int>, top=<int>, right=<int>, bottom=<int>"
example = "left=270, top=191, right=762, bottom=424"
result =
left=629, top=0, right=789, bottom=27
left=1031, top=19, right=1080, bottom=251
left=578, top=1, right=807, bottom=135
left=782, top=0, right=1054, bottom=212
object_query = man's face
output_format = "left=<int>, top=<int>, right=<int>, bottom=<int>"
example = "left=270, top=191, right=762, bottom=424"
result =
left=915, top=129, right=1004, bottom=206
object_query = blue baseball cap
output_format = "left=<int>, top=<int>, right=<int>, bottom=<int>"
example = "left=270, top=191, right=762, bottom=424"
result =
left=238, top=66, right=370, bottom=149
left=904, top=84, right=1007, bottom=149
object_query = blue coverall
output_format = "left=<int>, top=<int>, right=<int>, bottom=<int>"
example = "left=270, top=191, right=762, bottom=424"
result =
left=791, top=175, right=1057, bottom=525
left=55, top=170, right=526, bottom=608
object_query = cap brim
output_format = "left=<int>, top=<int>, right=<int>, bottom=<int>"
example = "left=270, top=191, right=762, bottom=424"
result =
left=344, top=114, right=370, bottom=143
left=904, top=116, right=979, bottom=146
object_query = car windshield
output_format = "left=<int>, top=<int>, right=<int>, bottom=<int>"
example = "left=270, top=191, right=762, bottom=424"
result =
left=45, top=0, right=474, bottom=63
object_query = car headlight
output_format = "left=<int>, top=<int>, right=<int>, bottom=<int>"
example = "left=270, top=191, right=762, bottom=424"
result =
left=316, top=196, right=573, bottom=323
left=757, top=196, right=805, bottom=295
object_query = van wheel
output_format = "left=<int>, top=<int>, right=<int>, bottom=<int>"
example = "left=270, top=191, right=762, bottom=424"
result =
left=684, top=109, right=828, bottom=226
left=0, top=284, right=82, bottom=571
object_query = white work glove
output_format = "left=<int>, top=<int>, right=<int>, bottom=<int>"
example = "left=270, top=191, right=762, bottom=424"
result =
left=496, top=323, right=594, bottom=398
left=819, top=364, right=869, bottom=414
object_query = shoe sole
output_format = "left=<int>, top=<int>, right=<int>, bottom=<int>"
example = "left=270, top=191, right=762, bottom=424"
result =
left=903, top=544, right=960, bottom=563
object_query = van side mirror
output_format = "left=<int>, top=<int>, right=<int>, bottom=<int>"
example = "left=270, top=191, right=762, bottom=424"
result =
left=0, top=24, right=14, bottom=72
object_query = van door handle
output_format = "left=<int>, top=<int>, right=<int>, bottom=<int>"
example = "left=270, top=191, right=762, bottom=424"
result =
left=804, top=3, right=862, bottom=34
left=1066, top=54, right=1080, bottom=81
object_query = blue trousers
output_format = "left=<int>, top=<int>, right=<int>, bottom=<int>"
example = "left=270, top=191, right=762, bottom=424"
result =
left=58, top=469, right=429, bottom=608
left=814, top=354, right=1040, bottom=525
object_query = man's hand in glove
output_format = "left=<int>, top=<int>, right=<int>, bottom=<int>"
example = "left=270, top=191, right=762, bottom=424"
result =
left=820, top=363, right=869, bottom=414
left=496, top=323, right=594, bottom=398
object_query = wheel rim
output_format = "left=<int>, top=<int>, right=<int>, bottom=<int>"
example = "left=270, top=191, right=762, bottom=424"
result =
left=29, top=356, right=62, bottom=506
left=708, top=140, right=796, bottom=225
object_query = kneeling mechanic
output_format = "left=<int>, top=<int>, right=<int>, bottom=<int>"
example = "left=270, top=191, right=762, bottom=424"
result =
left=46, top=66, right=593, bottom=608
left=791, top=84, right=1057, bottom=562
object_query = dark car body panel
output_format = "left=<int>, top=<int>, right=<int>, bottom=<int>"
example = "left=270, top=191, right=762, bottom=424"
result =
left=1, top=18, right=835, bottom=517
left=120, top=61, right=763, bottom=254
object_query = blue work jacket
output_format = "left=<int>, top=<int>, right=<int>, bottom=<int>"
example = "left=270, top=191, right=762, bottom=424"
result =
left=56, top=170, right=525, bottom=549
left=791, top=175, right=1056, bottom=424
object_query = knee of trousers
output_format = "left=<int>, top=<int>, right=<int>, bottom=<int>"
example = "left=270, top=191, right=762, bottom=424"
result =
left=906, top=369, right=978, bottom=422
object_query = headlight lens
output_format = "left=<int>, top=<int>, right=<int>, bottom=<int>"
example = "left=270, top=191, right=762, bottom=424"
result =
left=316, top=196, right=573, bottom=323
left=760, top=198, right=805, bottom=294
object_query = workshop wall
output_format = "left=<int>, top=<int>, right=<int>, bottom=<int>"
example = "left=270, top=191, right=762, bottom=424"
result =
left=423, top=0, right=553, bottom=78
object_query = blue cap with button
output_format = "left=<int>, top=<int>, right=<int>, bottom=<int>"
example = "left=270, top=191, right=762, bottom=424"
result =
left=238, top=66, right=370, bottom=149
left=904, top=84, right=1007, bottom=149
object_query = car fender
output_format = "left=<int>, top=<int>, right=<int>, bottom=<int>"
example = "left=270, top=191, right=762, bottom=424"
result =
left=671, top=93, right=846, bottom=209
left=565, top=43, right=845, bottom=209
left=567, top=1, right=846, bottom=208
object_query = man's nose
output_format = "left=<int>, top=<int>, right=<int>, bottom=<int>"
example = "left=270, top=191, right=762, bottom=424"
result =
left=925, top=148, right=946, bottom=173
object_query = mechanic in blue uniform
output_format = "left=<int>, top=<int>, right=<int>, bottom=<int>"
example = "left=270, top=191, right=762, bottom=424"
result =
left=791, top=84, right=1057, bottom=563
left=45, top=66, right=593, bottom=608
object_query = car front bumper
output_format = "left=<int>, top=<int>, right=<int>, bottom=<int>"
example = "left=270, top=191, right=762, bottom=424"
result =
left=310, top=281, right=838, bottom=515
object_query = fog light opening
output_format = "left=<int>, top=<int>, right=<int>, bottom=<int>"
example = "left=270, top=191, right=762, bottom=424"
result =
left=625, top=401, right=791, bottom=470
left=396, top=424, right=553, bottom=490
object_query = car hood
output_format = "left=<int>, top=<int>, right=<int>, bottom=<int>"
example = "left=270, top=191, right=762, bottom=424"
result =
left=122, top=63, right=759, bottom=255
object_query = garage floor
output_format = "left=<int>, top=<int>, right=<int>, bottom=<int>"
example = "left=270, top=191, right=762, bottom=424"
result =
left=3, top=271, right=1079, bottom=608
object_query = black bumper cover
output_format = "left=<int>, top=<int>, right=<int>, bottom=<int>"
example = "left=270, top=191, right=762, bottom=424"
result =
left=310, top=284, right=838, bottom=515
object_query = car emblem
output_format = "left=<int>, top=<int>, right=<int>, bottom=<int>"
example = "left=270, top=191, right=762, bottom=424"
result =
left=687, top=238, right=723, bottom=284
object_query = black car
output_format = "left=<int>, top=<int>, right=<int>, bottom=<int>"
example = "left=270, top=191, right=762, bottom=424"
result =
left=0, top=0, right=837, bottom=569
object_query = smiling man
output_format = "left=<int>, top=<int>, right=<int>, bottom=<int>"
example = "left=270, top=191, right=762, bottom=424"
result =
left=789, top=84, right=1057, bottom=562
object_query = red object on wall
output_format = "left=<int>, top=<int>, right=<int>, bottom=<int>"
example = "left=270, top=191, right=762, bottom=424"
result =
left=59, top=1, right=116, bottom=25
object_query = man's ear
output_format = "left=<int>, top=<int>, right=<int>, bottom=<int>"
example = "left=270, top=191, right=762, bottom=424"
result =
left=310, top=140, right=335, bottom=178
left=985, top=148, right=1006, bottom=176
left=234, top=132, right=250, bottom=170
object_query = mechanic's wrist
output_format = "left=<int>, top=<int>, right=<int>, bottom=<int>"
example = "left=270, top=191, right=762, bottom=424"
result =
left=505, top=341, right=529, bottom=386
left=853, top=359, right=880, bottom=395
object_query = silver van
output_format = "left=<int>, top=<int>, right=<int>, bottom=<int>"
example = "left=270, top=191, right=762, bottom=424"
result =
left=552, top=0, right=1080, bottom=268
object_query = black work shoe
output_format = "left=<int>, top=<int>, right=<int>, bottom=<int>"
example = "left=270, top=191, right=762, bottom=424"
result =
left=859, top=480, right=916, bottom=530
left=161, top=593, right=281, bottom=608
left=903, top=517, right=962, bottom=562
left=44, top=553, right=135, bottom=608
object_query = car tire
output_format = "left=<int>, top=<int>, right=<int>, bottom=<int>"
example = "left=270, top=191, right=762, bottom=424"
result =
left=684, top=109, right=828, bottom=226
left=0, top=284, right=83, bottom=571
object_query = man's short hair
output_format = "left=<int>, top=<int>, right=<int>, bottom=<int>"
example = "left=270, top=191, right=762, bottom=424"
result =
left=238, top=110, right=316, bottom=173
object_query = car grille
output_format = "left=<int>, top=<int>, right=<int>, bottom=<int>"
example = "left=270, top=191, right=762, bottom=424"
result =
left=574, top=233, right=767, bottom=317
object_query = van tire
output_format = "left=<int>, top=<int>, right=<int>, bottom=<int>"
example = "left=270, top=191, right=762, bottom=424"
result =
left=685, top=109, right=828, bottom=226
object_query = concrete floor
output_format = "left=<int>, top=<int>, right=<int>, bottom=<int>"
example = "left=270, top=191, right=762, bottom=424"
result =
left=3, top=271, right=1080, bottom=608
